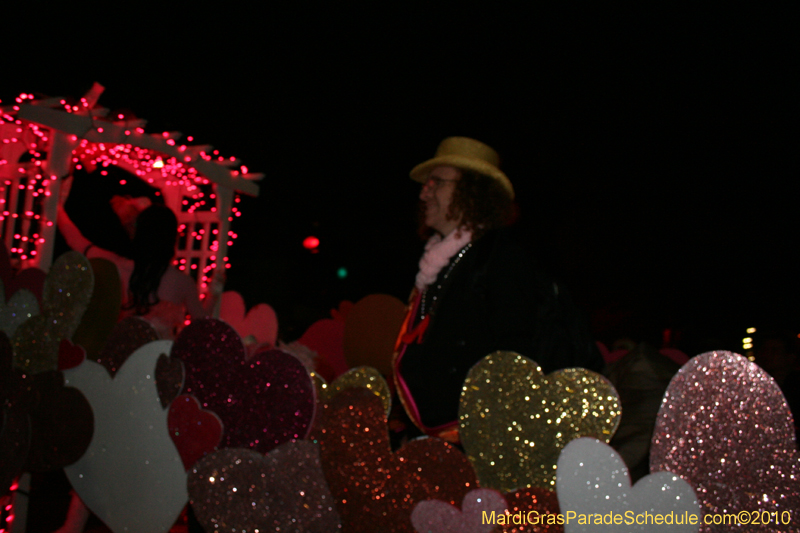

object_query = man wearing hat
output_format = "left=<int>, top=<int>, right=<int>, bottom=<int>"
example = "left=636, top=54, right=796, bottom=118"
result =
left=393, top=137, right=601, bottom=442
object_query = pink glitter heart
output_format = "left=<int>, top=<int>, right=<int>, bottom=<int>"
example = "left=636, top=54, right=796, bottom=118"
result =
left=171, top=319, right=315, bottom=453
left=651, top=351, right=799, bottom=531
left=412, top=489, right=507, bottom=533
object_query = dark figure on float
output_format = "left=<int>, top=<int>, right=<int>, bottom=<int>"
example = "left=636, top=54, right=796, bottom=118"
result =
left=394, top=137, right=602, bottom=442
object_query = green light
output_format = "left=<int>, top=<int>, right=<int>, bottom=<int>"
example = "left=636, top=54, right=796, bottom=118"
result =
left=336, top=267, right=348, bottom=279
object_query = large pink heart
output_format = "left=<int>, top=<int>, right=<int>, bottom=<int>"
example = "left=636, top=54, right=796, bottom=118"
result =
left=171, top=319, right=315, bottom=453
left=188, top=441, right=341, bottom=532
left=651, top=351, right=799, bottom=531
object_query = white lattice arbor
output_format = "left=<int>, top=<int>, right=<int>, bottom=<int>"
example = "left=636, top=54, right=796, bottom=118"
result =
left=0, top=83, right=262, bottom=292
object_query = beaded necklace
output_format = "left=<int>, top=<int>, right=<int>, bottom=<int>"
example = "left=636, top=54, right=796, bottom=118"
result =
left=419, top=242, right=473, bottom=320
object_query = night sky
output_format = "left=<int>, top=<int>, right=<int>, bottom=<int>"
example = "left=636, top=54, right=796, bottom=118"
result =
left=4, top=5, right=797, bottom=351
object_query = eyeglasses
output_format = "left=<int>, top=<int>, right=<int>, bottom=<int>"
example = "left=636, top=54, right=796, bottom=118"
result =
left=422, top=176, right=459, bottom=190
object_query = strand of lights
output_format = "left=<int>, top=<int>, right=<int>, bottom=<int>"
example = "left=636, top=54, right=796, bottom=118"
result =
left=1, top=91, right=255, bottom=283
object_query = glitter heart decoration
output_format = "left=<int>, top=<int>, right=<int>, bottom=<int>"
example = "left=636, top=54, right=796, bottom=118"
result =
left=11, top=315, right=57, bottom=372
left=650, top=351, right=799, bottom=531
left=318, top=365, right=391, bottom=416
left=12, top=251, right=93, bottom=373
left=40, top=251, right=93, bottom=334
left=411, top=489, right=507, bottom=533
left=172, top=319, right=315, bottom=453
left=188, top=441, right=341, bottom=532
left=316, top=387, right=477, bottom=533
left=557, top=438, right=699, bottom=533
left=459, top=351, right=621, bottom=493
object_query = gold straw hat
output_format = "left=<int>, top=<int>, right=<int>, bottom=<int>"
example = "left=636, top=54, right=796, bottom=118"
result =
left=410, top=137, right=514, bottom=199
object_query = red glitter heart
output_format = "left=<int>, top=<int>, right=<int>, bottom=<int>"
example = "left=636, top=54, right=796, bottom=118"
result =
left=58, top=339, right=86, bottom=370
left=316, top=387, right=477, bottom=532
left=167, top=394, right=223, bottom=471
left=651, top=351, right=799, bottom=531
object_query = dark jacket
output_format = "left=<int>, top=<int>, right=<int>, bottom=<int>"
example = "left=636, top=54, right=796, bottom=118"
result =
left=398, top=228, right=602, bottom=428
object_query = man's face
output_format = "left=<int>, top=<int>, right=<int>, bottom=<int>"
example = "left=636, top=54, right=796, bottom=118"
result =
left=419, top=165, right=461, bottom=235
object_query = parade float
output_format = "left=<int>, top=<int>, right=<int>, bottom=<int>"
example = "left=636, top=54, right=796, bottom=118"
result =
left=0, top=86, right=796, bottom=533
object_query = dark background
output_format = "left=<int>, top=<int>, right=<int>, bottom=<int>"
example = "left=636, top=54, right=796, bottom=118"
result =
left=3, top=4, right=797, bottom=352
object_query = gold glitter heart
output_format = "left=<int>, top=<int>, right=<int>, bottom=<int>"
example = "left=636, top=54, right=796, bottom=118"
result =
left=13, top=252, right=93, bottom=373
left=313, top=366, right=391, bottom=416
left=459, top=351, right=621, bottom=493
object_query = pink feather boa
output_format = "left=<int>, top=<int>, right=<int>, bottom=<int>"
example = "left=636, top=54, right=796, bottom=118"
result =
left=414, top=228, right=472, bottom=291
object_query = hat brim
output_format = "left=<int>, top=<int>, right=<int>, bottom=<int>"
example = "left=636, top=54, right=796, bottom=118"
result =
left=410, top=155, right=515, bottom=199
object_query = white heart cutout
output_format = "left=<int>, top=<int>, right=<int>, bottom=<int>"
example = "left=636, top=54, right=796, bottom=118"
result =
left=556, top=438, right=700, bottom=532
left=64, top=340, right=187, bottom=533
